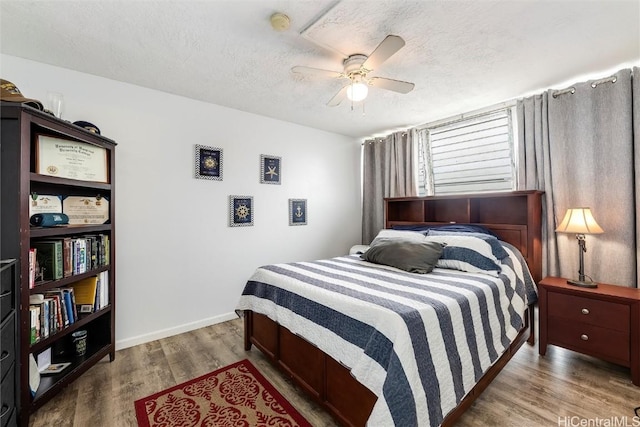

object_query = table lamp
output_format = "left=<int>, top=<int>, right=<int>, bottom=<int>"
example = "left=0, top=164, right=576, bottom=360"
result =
left=555, top=207, right=604, bottom=288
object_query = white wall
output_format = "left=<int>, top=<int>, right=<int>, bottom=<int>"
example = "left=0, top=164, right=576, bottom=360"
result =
left=1, top=55, right=362, bottom=349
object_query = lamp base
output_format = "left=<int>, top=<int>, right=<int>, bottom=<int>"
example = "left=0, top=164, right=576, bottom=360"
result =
left=566, top=279, right=598, bottom=288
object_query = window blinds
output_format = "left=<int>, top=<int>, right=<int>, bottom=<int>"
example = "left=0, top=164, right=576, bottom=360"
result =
left=421, top=108, right=515, bottom=195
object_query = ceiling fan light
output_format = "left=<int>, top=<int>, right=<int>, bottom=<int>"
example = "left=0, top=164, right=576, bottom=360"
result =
left=347, top=82, right=368, bottom=102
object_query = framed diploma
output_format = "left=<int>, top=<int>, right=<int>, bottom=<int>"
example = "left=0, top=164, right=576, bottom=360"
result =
left=29, top=194, right=63, bottom=217
left=62, top=195, right=110, bottom=224
left=260, top=154, right=281, bottom=184
left=229, top=196, right=253, bottom=227
left=289, top=199, right=307, bottom=226
left=36, top=135, right=108, bottom=183
left=195, top=145, right=223, bottom=180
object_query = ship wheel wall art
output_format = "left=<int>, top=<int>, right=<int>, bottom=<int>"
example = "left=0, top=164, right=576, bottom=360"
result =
left=229, top=196, right=254, bottom=227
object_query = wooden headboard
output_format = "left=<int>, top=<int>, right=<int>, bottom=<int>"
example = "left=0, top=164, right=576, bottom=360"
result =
left=384, top=190, right=543, bottom=283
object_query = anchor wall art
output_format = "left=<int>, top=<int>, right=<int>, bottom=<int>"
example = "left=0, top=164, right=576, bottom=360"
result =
left=289, top=199, right=307, bottom=226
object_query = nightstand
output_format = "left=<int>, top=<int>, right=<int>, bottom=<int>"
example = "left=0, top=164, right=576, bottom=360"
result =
left=538, top=276, right=640, bottom=386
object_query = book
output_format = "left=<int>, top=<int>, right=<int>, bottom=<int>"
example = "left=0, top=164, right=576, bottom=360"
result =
left=29, top=306, right=39, bottom=344
left=69, top=287, right=78, bottom=321
left=44, top=289, right=68, bottom=327
left=46, top=297, right=57, bottom=335
left=33, top=240, right=64, bottom=280
left=101, top=271, right=109, bottom=307
left=71, top=276, right=98, bottom=314
left=62, top=237, right=73, bottom=277
left=40, top=299, right=50, bottom=339
left=40, top=362, right=71, bottom=375
left=29, top=248, right=37, bottom=288
left=87, top=236, right=98, bottom=270
left=62, top=289, right=75, bottom=324
left=37, top=347, right=71, bottom=375
left=102, top=234, right=110, bottom=266
left=73, top=238, right=87, bottom=275
left=29, top=305, right=41, bottom=343
left=95, top=270, right=109, bottom=310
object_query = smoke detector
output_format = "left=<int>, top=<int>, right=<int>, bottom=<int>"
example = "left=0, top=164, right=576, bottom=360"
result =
left=270, top=13, right=290, bottom=31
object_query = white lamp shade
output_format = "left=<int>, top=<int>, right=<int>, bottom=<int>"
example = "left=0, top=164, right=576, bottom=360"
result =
left=346, top=82, right=368, bottom=102
left=555, top=207, right=604, bottom=234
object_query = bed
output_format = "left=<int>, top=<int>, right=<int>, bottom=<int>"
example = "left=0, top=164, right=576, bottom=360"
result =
left=237, top=191, right=543, bottom=427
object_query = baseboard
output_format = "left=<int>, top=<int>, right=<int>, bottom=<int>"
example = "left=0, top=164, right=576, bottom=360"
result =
left=115, top=311, right=239, bottom=350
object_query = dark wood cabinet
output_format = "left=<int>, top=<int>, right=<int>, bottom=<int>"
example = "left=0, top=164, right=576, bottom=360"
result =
left=538, top=276, right=640, bottom=386
left=1, top=259, right=19, bottom=427
left=0, top=103, right=117, bottom=425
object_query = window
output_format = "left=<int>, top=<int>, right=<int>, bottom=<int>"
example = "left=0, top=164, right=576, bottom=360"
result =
left=418, top=106, right=517, bottom=195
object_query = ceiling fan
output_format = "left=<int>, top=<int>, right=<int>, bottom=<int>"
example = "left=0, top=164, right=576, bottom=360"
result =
left=292, top=35, right=415, bottom=107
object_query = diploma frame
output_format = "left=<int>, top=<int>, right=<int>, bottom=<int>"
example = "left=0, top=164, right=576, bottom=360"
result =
left=195, top=144, right=223, bottom=180
left=289, top=199, right=307, bottom=226
left=260, top=154, right=281, bottom=185
left=62, top=195, right=110, bottom=225
left=229, top=195, right=254, bottom=227
left=36, top=135, right=109, bottom=183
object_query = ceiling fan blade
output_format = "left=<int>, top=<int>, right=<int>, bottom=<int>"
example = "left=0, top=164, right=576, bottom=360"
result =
left=291, top=66, right=344, bottom=79
left=362, top=35, right=405, bottom=71
left=327, top=85, right=349, bottom=107
left=369, top=77, right=415, bottom=94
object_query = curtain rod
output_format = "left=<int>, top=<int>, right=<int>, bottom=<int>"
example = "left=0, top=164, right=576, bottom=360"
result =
left=552, top=87, right=575, bottom=98
left=552, top=74, right=618, bottom=98
left=591, top=75, right=617, bottom=88
left=363, top=68, right=631, bottom=141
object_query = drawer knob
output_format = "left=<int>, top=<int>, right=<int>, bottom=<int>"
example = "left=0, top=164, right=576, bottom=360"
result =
left=581, top=334, right=589, bottom=341
left=581, top=308, right=590, bottom=315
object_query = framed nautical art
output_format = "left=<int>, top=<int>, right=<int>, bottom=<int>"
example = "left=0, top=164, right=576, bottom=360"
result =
left=260, top=154, right=281, bottom=184
left=195, top=145, right=223, bottom=180
left=289, top=199, right=307, bottom=226
left=229, top=195, right=254, bottom=227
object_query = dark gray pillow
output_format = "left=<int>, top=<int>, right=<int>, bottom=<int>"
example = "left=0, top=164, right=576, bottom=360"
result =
left=361, top=241, right=445, bottom=274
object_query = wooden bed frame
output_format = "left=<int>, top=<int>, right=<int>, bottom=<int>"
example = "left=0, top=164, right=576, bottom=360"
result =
left=244, top=190, right=543, bottom=426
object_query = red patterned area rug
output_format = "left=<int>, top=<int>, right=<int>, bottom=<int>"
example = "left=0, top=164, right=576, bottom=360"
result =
left=134, top=359, right=312, bottom=427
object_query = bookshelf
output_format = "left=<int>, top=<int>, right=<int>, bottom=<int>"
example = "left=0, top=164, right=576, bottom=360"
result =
left=0, top=103, right=116, bottom=426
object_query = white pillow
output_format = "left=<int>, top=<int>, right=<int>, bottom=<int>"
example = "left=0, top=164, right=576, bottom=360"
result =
left=424, top=235, right=503, bottom=276
left=370, top=229, right=428, bottom=246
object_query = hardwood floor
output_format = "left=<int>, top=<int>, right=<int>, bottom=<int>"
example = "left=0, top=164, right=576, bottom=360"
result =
left=29, top=317, right=640, bottom=427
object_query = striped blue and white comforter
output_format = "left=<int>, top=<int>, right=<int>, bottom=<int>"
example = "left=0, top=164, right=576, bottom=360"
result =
left=236, top=244, right=535, bottom=427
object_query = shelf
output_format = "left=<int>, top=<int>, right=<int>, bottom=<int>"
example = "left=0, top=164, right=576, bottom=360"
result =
left=30, top=265, right=110, bottom=294
left=30, top=173, right=111, bottom=190
left=29, top=306, right=112, bottom=354
left=31, top=341, right=113, bottom=410
left=30, top=224, right=111, bottom=238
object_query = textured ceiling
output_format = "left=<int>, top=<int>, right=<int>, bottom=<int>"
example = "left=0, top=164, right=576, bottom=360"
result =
left=1, top=0, right=639, bottom=139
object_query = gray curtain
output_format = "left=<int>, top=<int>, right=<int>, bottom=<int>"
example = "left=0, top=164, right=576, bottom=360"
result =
left=362, top=130, right=417, bottom=244
left=517, top=68, right=639, bottom=287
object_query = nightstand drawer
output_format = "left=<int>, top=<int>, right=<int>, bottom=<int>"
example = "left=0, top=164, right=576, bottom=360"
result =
left=548, top=292, right=629, bottom=332
left=548, top=318, right=629, bottom=364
